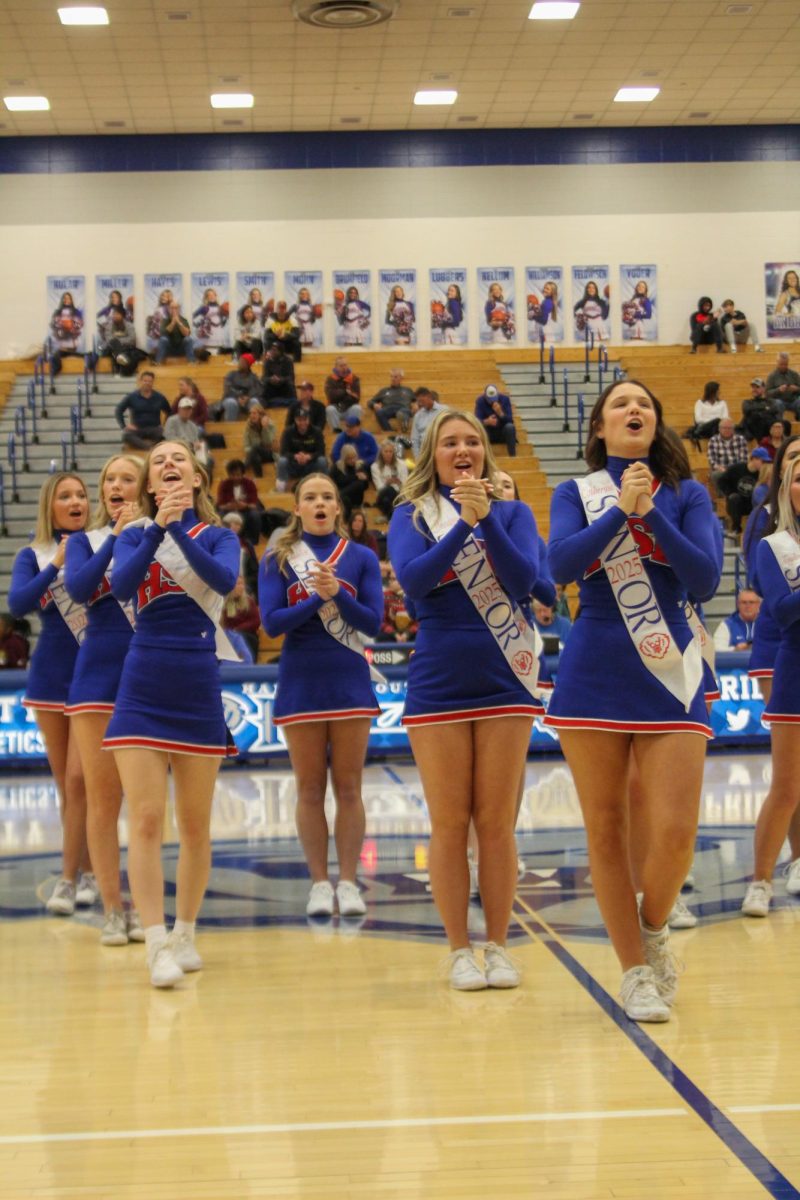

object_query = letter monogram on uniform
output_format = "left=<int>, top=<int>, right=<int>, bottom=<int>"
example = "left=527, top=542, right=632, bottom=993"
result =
left=764, top=530, right=800, bottom=594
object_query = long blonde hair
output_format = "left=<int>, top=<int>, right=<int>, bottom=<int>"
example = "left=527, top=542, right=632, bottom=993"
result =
left=395, top=409, right=499, bottom=529
left=90, top=454, right=144, bottom=530
left=775, top=456, right=800, bottom=537
left=272, top=473, right=349, bottom=575
left=32, top=472, right=88, bottom=549
left=138, top=441, right=220, bottom=526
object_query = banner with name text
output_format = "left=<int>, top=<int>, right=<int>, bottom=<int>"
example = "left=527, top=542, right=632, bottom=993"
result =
left=478, top=267, right=516, bottom=345
left=429, top=268, right=467, bottom=347
left=47, top=275, right=85, bottom=354
left=333, top=270, right=373, bottom=348
left=619, top=264, right=658, bottom=342
left=571, top=265, right=610, bottom=344
left=190, top=272, right=230, bottom=349
left=379, top=269, right=417, bottom=347
left=765, top=261, right=800, bottom=340
left=94, top=275, right=134, bottom=344
left=144, top=273, right=183, bottom=353
left=525, top=266, right=563, bottom=344
left=284, top=270, right=323, bottom=349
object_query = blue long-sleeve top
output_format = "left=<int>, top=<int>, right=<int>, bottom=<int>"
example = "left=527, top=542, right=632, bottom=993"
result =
left=111, top=510, right=239, bottom=649
left=635, top=297, right=653, bottom=320
left=533, top=296, right=555, bottom=327
left=475, top=392, right=513, bottom=427
left=445, top=299, right=464, bottom=328
left=756, top=536, right=800, bottom=645
left=743, top=502, right=770, bottom=591
left=547, top=456, right=721, bottom=618
left=531, top=533, right=556, bottom=607
left=259, top=532, right=383, bottom=641
left=388, top=489, right=539, bottom=628
left=65, top=528, right=134, bottom=639
left=8, top=533, right=77, bottom=645
left=331, top=428, right=379, bottom=468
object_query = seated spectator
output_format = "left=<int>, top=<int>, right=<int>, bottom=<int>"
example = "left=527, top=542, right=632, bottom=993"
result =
left=377, top=563, right=417, bottom=642
left=264, top=300, right=301, bottom=361
left=717, top=446, right=771, bottom=535
left=719, top=299, right=762, bottom=354
left=163, top=396, right=203, bottom=446
left=330, top=443, right=370, bottom=517
left=0, top=612, right=29, bottom=668
left=707, top=418, right=749, bottom=493
left=759, top=420, right=788, bottom=462
left=261, top=343, right=296, bottom=408
left=222, top=512, right=259, bottom=596
left=276, top=410, right=328, bottom=493
left=685, top=380, right=729, bottom=445
left=347, top=509, right=380, bottom=558
left=689, top=296, right=723, bottom=353
left=367, top=368, right=415, bottom=432
left=325, top=356, right=362, bottom=431
left=713, top=589, right=761, bottom=651
left=216, top=459, right=262, bottom=543
left=243, top=406, right=278, bottom=478
left=766, top=352, right=800, bottom=418
left=221, top=353, right=262, bottom=420
left=737, top=377, right=783, bottom=442
left=410, top=388, right=445, bottom=460
left=115, top=370, right=171, bottom=450
left=221, top=576, right=261, bottom=663
left=554, top=583, right=572, bottom=622
left=98, top=308, right=145, bottom=376
left=371, top=438, right=409, bottom=521
left=285, top=380, right=326, bottom=432
left=332, top=415, right=379, bottom=472
left=233, top=304, right=264, bottom=361
left=170, top=377, right=209, bottom=428
left=531, top=599, right=572, bottom=648
left=475, top=384, right=517, bottom=457
left=157, top=301, right=195, bottom=363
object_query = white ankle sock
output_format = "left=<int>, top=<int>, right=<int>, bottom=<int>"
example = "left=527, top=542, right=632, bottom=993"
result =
left=144, top=924, right=168, bottom=952
left=173, top=919, right=195, bottom=940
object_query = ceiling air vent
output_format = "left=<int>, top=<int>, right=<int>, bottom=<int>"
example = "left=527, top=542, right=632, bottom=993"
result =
left=166, top=11, right=191, bottom=21
left=292, top=0, right=397, bottom=28
left=222, top=119, right=244, bottom=126
left=689, top=111, right=711, bottom=118
left=457, top=115, right=478, bottom=122
left=573, top=112, right=594, bottom=119
left=448, top=7, right=478, bottom=15
left=104, top=120, right=126, bottom=128
left=725, top=4, right=752, bottom=12
left=340, top=116, right=362, bottom=123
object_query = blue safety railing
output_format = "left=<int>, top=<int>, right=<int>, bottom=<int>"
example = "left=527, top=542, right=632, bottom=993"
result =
left=597, top=344, right=609, bottom=391
left=613, top=365, right=624, bottom=382
left=0, top=465, right=7, bottom=535
left=583, top=328, right=594, bottom=382
left=83, top=350, right=97, bottom=405
left=13, top=407, right=30, bottom=472
left=70, top=404, right=83, bottom=457
left=44, top=337, right=57, bottom=394
left=576, top=393, right=585, bottom=459
left=75, top=380, right=89, bottom=434
left=7, top=435, right=19, bottom=502
left=26, top=381, right=39, bottom=445
left=561, top=368, right=570, bottom=433
left=548, top=345, right=556, bottom=406
left=60, top=432, right=70, bottom=472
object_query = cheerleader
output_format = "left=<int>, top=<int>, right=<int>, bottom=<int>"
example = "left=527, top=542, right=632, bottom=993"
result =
left=529, top=281, right=559, bottom=343
left=293, top=286, right=318, bottom=347
left=442, top=284, right=464, bottom=345
left=259, top=473, right=383, bottom=918
left=338, top=287, right=371, bottom=346
left=103, top=441, right=240, bottom=988
left=388, top=411, right=544, bottom=990
left=8, top=474, right=92, bottom=916
left=629, top=281, right=653, bottom=341
left=484, top=283, right=514, bottom=345
left=546, top=379, right=720, bottom=1022
left=573, top=281, right=609, bottom=342
left=64, top=455, right=143, bottom=946
left=386, top=285, right=415, bottom=345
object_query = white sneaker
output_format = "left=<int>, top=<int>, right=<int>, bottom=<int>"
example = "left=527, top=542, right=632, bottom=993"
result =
left=742, top=880, right=773, bottom=917
left=306, top=880, right=335, bottom=917
left=484, top=942, right=521, bottom=989
left=730, top=345, right=737, bottom=354
left=448, top=947, right=488, bottom=991
left=100, top=909, right=129, bottom=946
left=668, top=897, right=698, bottom=930
left=336, top=880, right=366, bottom=917
left=148, top=945, right=184, bottom=989
left=784, top=858, right=800, bottom=896
left=641, top=923, right=681, bottom=1005
left=126, top=909, right=146, bottom=943
left=755, top=344, right=763, bottom=352
left=619, top=965, right=670, bottom=1023
left=46, top=878, right=76, bottom=916
left=75, top=872, right=101, bottom=907
left=169, top=931, right=203, bottom=972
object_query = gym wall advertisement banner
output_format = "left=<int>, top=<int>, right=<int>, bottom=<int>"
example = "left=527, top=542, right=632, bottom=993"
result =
left=525, top=267, right=563, bottom=345
left=333, top=271, right=373, bottom=349
left=478, top=267, right=516, bottom=346
left=143, top=274, right=183, bottom=354
left=190, top=273, right=230, bottom=350
left=47, top=276, right=85, bottom=355
left=619, top=264, right=658, bottom=343
left=765, top=262, right=800, bottom=340
left=284, top=270, right=324, bottom=350
left=235, top=273, right=275, bottom=329
left=379, top=270, right=417, bottom=347
left=94, top=276, right=135, bottom=337
left=429, top=269, right=467, bottom=347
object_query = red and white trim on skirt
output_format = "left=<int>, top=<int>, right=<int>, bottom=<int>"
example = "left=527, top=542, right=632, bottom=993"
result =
left=275, top=706, right=380, bottom=726
left=403, top=704, right=542, bottom=727
left=22, top=698, right=67, bottom=712
left=704, top=689, right=721, bottom=703
left=748, top=669, right=774, bottom=679
left=544, top=715, right=712, bottom=738
left=761, top=712, right=800, bottom=725
left=64, top=702, right=115, bottom=716
left=102, top=735, right=228, bottom=757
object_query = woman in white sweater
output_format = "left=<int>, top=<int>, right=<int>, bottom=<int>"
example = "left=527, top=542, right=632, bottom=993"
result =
left=686, top=380, right=729, bottom=444
left=371, top=439, right=409, bottom=521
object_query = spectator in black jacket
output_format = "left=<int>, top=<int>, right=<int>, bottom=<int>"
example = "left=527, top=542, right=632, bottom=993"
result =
left=285, top=381, right=327, bottom=432
left=220, top=353, right=262, bottom=420
left=737, top=378, right=785, bottom=442
left=261, top=343, right=296, bottom=408
left=275, top=411, right=328, bottom=492
left=115, top=370, right=171, bottom=449
left=689, top=297, right=723, bottom=353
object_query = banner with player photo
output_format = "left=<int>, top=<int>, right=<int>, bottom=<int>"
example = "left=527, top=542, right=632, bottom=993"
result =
left=525, top=266, right=563, bottom=344
left=619, top=264, right=657, bottom=342
left=94, top=275, right=134, bottom=339
left=284, top=271, right=323, bottom=350
left=478, top=267, right=516, bottom=345
left=144, top=274, right=183, bottom=353
left=571, top=265, right=610, bottom=343
left=190, top=272, right=230, bottom=350
left=429, top=268, right=467, bottom=347
left=765, top=261, right=800, bottom=340
left=379, top=269, right=417, bottom=347
left=333, top=270, right=372, bottom=348
left=235, top=272, right=275, bottom=331
left=47, top=275, right=85, bottom=354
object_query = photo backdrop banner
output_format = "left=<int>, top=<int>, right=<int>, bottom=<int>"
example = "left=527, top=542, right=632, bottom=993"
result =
left=94, top=275, right=134, bottom=340
left=429, top=268, right=467, bottom=347
left=190, top=272, right=230, bottom=349
left=619, top=264, right=658, bottom=342
left=144, top=274, right=183, bottom=353
left=235, top=273, right=275, bottom=329
left=571, top=265, right=610, bottom=343
left=765, top=261, right=800, bottom=340
left=525, top=266, right=563, bottom=344
left=46, top=275, right=85, bottom=354
left=478, top=267, right=516, bottom=345
left=284, top=270, right=323, bottom=349
left=379, top=269, right=417, bottom=347
left=333, top=270, right=373, bottom=348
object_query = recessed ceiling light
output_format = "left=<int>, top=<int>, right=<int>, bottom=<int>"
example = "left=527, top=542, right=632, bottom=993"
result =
left=689, top=111, right=711, bottom=119
left=614, top=86, right=660, bottom=102
left=58, top=6, right=109, bottom=24
left=210, top=93, right=254, bottom=109
left=414, top=90, right=457, bottom=106
left=573, top=112, right=594, bottom=119
left=529, top=2, right=580, bottom=19
left=340, top=116, right=362, bottom=124
left=166, top=10, right=191, bottom=20
left=447, top=6, right=477, bottom=15
left=222, top=119, right=244, bottom=126
left=429, top=73, right=452, bottom=82
left=457, top=115, right=478, bottom=122
left=103, top=120, right=126, bottom=127
left=4, top=96, right=50, bottom=111
left=726, top=4, right=752, bottom=12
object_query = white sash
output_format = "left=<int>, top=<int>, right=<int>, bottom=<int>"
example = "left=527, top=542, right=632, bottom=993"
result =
left=419, top=495, right=542, bottom=697
left=33, top=543, right=88, bottom=644
left=85, top=528, right=136, bottom=629
left=764, top=530, right=800, bottom=594
left=285, top=538, right=386, bottom=685
left=575, top=470, right=702, bottom=712
left=685, top=603, right=715, bottom=674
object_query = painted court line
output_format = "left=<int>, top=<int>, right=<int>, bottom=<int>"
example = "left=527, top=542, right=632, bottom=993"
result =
left=731, top=1105, right=800, bottom=1115
left=0, top=1108, right=688, bottom=1148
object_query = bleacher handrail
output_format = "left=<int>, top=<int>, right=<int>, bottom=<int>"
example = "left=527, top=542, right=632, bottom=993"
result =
left=61, top=429, right=73, bottom=472
left=576, top=393, right=585, bottom=459
left=13, top=406, right=30, bottom=472
left=26, top=383, right=39, bottom=445
left=562, top=368, right=570, bottom=433
left=0, top=466, right=6, bottom=536
left=583, top=327, right=595, bottom=382
left=7, top=434, right=19, bottom=502
left=548, top=345, right=556, bottom=407
left=538, top=328, right=546, bottom=384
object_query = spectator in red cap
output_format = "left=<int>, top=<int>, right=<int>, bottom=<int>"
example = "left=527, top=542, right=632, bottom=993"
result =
left=220, top=353, right=262, bottom=420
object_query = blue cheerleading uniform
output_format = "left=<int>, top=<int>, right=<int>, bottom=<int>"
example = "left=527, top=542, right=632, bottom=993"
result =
left=64, top=528, right=135, bottom=714
left=545, top=456, right=721, bottom=737
left=103, top=511, right=239, bottom=756
left=755, top=537, right=800, bottom=724
left=743, top=503, right=780, bottom=680
left=8, top=536, right=82, bottom=711
left=388, top=490, right=544, bottom=724
left=259, top=532, right=383, bottom=725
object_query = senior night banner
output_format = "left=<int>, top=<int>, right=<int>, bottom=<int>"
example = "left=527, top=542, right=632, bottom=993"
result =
left=571, top=265, right=610, bottom=343
left=379, top=270, right=417, bottom=347
left=285, top=271, right=323, bottom=350
left=619, top=264, right=658, bottom=343
left=235, top=273, right=275, bottom=331
left=525, top=266, right=563, bottom=344
left=765, top=262, right=800, bottom=341
left=144, top=274, right=183, bottom=354
left=190, top=272, right=230, bottom=350
left=478, top=267, right=516, bottom=345
left=47, top=276, right=86, bottom=354
left=94, top=275, right=134, bottom=340
left=333, top=271, right=373, bottom=348
left=429, top=269, right=467, bottom=347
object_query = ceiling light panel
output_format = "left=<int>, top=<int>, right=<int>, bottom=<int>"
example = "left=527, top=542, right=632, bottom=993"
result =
left=414, top=90, right=458, bottom=105
left=210, top=93, right=254, bottom=108
left=529, top=3, right=580, bottom=20
left=614, top=86, right=660, bottom=102
left=58, top=6, right=109, bottom=24
left=4, top=96, right=50, bottom=111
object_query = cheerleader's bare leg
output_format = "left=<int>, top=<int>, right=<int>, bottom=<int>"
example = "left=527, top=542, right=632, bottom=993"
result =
left=328, top=718, right=371, bottom=882
left=171, top=753, right=221, bottom=922
left=113, top=748, right=170, bottom=927
left=752, top=725, right=800, bottom=882
left=285, top=723, right=333, bottom=883
left=37, top=710, right=88, bottom=883
left=758, top=681, right=800, bottom=858
left=71, top=712, right=123, bottom=911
